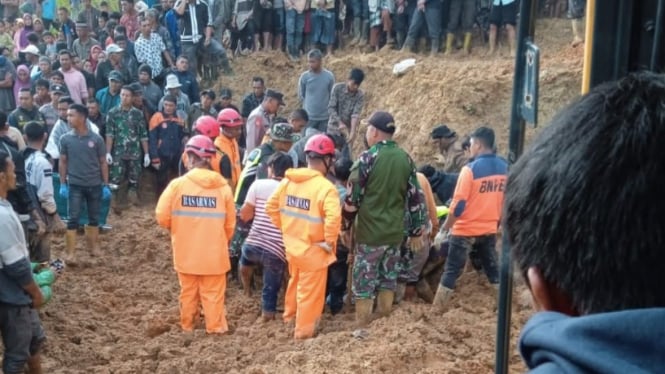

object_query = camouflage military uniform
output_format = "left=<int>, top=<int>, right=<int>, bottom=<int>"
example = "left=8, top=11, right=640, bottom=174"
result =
left=346, top=140, right=425, bottom=299
left=106, top=106, right=148, bottom=208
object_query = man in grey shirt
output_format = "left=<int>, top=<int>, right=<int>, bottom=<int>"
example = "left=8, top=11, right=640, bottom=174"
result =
left=0, top=151, right=46, bottom=374
left=59, top=104, right=110, bottom=264
left=298, top=49, right=335, bottom=133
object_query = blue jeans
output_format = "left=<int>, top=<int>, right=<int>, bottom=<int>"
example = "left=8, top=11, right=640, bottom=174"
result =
left=439, top=234, right=499, bottom=289
left=286, top=9, right=306, bottom=55
left=274, top=7, right=286, bottom=33
left=310, top=9, right=336, bottom=45
left=67, top=184, right=102, bottom=230
left=240, top=244, right=286, bottom=313
left=351, top=0, right=369, bottom=20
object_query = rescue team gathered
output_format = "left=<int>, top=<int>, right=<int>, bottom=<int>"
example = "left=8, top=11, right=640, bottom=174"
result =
left=0, top=58, right=509, bottom=373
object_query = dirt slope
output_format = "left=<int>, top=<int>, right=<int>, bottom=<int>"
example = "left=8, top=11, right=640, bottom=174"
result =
left=35, top=18, right=581, bottom=373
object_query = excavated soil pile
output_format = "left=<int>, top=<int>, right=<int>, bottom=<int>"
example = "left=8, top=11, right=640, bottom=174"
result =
left=34, top=18, right=580, bottom=373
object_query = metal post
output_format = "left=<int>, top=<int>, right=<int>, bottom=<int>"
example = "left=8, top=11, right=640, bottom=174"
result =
left=651, top=0, right=665, bottom=70
left=494, top=0, right=539, bottom=373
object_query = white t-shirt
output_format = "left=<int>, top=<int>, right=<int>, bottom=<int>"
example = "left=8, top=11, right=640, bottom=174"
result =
left=244, top=179, right=286, bottom=262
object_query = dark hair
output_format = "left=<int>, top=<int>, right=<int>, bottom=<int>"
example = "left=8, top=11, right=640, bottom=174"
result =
left=162, top=94, right=177, bottom=104
left=418, top=164, right=436, bottom=178
left=469, top=126, right=495, bottom=150
left=334, top=158, right=353, bottom=182
left=18, top=88, right=31, bottom=96
left=272, top=116, right=288, bottom=125
left=176, top=54, right=188, bottom=62
left=307, top=49, right=323, bottom=60
left=114, top=34, right=127, bottom=43
left=58, top=6, right=69, bottom=13
left=460, top=135, right=471, bottom=151
left=267, top=152, right=293, bottom=178
left=121, top=0, right=135, bottom=4
left=504, top=71, right=665, bottom=315
left=349, top=68, right=365, bottom=85
left=27, top=32, right=39, bottom=44
left=24, top=121, right=47, bottom=142
left=200, top=89, right=215, bottom=100
left=110, top=12, right=121, bottom=21
left=106, top=20, right=118, bottom=31
left=252, top=76, right=264, bottom=86
left=49, top=71, right=64, bottom=80
left=114, top=25, right=127, bottom=35
left=0, top=151, right=9, bottom=173
left=121, top=85, right=133, bottom=93
left=58, top=96, right=74, bottom=105
left=35, top=79, right=50, bottom=89
left=290, top=109, right=308, bottom=122
left=100, top=11, right=109, bottom=20
left=58, top=49, right=72, bottom=58
left=100, top=1, right=109, bottom=6
left=68, top=103, right=88, bottom=117
left=86, top=97, right=98, bottom=105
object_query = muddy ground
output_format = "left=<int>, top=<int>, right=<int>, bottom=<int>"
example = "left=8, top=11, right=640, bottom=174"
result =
left=35, top=18, right=581, bottom=373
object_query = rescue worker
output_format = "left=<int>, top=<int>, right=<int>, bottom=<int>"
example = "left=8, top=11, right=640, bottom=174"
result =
left=105, top=86, right=150, bottom=214
left=265, top=134, right=342, bottom=339
left=58, top=104, right=110, bottom=263
left=431, top=124, right=467, bottom=173
left=396, top=171, right=439, bottom=302
left=215, top=108, right=243, bottom=192
left=230, top=122, right=294, bottom=282
left=433, top=126, right=507, bottom=309
left=22, top=121, right=67, bottom=263
left=183, top=116, right=231, bottom=180
left=148, top=94, right=187, bottom=194
left=343, top=111, right=425, bottom=326
left=155, top=135, right=236, bottom=334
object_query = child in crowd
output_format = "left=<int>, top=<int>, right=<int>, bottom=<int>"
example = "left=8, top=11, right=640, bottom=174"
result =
left=0, top=21, right=14, bottom=57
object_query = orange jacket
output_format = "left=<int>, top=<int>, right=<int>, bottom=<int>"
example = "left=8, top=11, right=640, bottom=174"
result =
left=416, top=172, right=439, bottom=232
left=450, top=154, right=508, bottom=236
left=265, top=168, right=342, bottom=271
left=155, top=167, right=236, bottom=275
left=214, top=134, right=241, bottom=191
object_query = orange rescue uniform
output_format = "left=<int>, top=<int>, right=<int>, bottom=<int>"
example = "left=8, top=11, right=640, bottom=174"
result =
left=449, top=154, right=507, bottom=236
left=265, top=168, right=342, bottom=339
left=214, top=134, right=242, bottom=191
left=155, top=167, right=236, bottom=333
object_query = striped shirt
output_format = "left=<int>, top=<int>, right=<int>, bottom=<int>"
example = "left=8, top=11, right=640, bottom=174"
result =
left=244, top=179, right=286, bottom=262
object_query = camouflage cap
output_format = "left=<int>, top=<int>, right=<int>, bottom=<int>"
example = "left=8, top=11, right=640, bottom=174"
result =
left=270, top=122, right=294, bottom=142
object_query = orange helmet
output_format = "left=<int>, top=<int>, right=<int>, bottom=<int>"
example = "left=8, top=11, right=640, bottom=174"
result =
left=304, top=134, right=336, bottom=157
left=217, top=108, right=243, bottom=128
left=194, top=115, right=220, bottom=138
left=185, top=135, right=216, bottom=158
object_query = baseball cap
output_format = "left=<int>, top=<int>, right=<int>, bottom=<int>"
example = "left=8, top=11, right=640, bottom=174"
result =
left=265, top=89, right=285, bottom=106
left=108, top=70, right=123, bottom=82
left=105, top=43, right=124, bottom=54
left=270, top=122, right=294, bottom=142
left=431, top=124, right=456, bottom=139
left=368, top=111, right=396, bottom=134
left=21, top=45, right=40, bottom=55
left=49, top=84, right=67, bottom=95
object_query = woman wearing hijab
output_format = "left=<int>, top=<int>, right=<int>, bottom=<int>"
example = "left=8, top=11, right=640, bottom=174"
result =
left=88, top=44, right=103, bottom=72
left=13, top=65, right=31, bottom=104
left=13, top=14, right=33, bottom=57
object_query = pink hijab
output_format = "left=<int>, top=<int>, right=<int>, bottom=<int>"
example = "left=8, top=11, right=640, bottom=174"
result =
left=13, top=65, right=31, bottom=105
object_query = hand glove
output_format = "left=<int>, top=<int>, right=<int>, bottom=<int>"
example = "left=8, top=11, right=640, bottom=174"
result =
left=59, top=184, right=69, bottom=199
left=106, top=153, right=113, bottom=165
left=143, top=154, right=151, bottom=168
left=407, top=235, right=424, bottom=253
left=102, top=185, right=111, bottom=201
left=433, top=229, right=449, bottom=248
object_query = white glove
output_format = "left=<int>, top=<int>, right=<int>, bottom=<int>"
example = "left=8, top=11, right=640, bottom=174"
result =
left=433, top=229, right=449, bottom=248
left=106, top=153, right=113, bottom=165
left=143, top=154, right=150, bottom=168
left=315, top=242, right=333, bottom=253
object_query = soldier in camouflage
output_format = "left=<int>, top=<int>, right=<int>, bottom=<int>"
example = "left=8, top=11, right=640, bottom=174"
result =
left=105, top=86, right=150, bottom=214
left=343, top=111, right=425, bottom=327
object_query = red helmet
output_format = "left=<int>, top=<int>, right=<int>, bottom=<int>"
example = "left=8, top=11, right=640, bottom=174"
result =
left=194, top=115, right=220, bottom=138
left=217, top=108, right=243, bottom=128
left=185, top=135, right=216, bottom=158
left=304, top=134, right=336, bottom=157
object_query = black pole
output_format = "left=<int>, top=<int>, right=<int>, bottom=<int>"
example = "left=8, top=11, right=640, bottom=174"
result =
left=651, top=0, right=665, bottom=70
left=494, top=1, right=538, bottom=373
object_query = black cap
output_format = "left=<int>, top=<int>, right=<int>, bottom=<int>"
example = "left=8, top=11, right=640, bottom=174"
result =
left=219, top=88, right=232, bottom=99
left=431, top=124, right=456, bottom=139
left=368, top=111, right=396, bottom=134
left=49, top=83, right=67, bottom=94
left=265, top=89, right=285, bottom=106
left=138, top=63, right=152, bottom=76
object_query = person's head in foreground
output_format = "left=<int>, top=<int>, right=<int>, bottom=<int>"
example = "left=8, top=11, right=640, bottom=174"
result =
left=185, top=135, right=216, bottom=170
left=504, top=71, right=665, bottom=373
